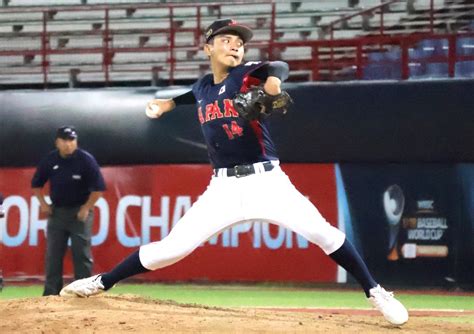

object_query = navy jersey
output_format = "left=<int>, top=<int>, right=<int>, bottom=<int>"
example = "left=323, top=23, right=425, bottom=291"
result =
left=192, top=61, right=279, bottom=168
left=31, top=148, right=106, bottom=207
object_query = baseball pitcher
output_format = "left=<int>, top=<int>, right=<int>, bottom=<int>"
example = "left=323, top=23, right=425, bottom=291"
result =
left=61, top=19, right=408, bottom=326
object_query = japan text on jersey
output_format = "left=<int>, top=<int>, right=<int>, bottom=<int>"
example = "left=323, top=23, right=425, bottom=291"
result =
left=192, top=62, right=279, bottom=168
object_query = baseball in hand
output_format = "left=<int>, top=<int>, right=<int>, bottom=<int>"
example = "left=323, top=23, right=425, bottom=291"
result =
left=146, top=103, right=161, bottom=118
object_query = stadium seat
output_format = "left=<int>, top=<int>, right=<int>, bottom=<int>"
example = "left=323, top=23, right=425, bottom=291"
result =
left=455, top=61, right=474, bottom=77
left=363, top=63, right=388, bottom=80
left=364, top=52, right=390, bottom=80
left=1, top=0, right=472, bottom=86
left=417, top=39, right=437, bottom=57
left=385, top=48, right=402, bottom=79
left=7, top=0, right=80, bottom=5
left=425, top=62, right=449, bottom=77
left=408, top=62, right=425, bottom=78
left=456, top=37, right=474, bottom=56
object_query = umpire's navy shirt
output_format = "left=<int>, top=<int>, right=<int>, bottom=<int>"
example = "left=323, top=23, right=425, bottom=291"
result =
left=31, top=148, right=106, bottom=207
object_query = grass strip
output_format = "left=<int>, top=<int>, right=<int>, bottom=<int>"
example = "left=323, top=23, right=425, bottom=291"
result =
left=2, top=284, right=472, bottom=310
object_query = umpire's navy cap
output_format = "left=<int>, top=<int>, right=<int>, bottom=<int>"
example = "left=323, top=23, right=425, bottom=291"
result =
left=56, top=126, right=78, bottom=140
left=205, top=19, right=253, bottom=43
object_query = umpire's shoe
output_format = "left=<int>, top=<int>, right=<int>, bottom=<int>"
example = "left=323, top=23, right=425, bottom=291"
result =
left=368, top=285, right=409, bottom=325
left=60, top=274, right=105, bottom=298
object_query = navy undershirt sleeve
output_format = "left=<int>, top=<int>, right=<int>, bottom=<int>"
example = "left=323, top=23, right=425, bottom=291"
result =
left=250, top=61, right=289, bottom=82
left=173, top=90, right=196, bottom=106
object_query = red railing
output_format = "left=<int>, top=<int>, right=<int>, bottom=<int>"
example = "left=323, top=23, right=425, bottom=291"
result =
left=0, top=1, right=275, bottom=86
left=0, top=0, right=472, bottom=87
left=270, top=32, right=474, bottom=81
left=321, top=0, right=454, bottom=80
left=324, top=0, right=402, bottom=79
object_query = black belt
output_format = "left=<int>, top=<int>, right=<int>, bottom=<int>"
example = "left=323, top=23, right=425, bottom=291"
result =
left=214, top=161, right=275, bottom=178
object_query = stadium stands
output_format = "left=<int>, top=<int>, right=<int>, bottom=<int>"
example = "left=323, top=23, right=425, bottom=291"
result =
left=0, top=0, right=473, bottom=87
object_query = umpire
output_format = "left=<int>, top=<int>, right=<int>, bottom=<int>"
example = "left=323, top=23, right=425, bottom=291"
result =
left=32, top=126, right=106, bottom=296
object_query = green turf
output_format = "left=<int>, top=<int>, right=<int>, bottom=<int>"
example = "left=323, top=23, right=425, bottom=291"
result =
left=0, top=285, right=43, bottom=299
left=1, top=284, right=473, bottom=311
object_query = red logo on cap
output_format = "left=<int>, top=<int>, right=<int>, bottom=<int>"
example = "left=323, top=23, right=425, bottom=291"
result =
left=229, top=19, right=237, bottom=25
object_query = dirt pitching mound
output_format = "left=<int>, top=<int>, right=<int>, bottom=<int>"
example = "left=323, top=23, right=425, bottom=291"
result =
left=1, top=294, right=472, bottom=333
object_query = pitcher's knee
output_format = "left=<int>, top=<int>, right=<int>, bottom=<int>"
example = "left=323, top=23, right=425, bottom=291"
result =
left=308, top=225, right=346, bottom=255
left=139, top=240, right=195, bottom=271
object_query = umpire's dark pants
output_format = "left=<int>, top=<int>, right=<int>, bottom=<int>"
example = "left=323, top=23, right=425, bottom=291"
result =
left=43, top=206, right=93, bottom=296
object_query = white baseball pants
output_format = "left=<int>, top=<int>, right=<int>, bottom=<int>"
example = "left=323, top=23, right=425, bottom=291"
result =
left=139, top=162, right=346, bottom=270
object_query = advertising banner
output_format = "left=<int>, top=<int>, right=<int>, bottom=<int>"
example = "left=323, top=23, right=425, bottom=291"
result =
left=0, top=164, right=339, bottom=283
left=337, top=164, right=473, bottom=287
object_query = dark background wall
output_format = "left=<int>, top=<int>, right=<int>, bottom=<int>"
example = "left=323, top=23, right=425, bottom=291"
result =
left=1, top=79, right=473, bottom=167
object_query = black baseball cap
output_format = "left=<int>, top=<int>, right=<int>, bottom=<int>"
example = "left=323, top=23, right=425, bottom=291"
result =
left=56, top=126, right=78, bottom=140
left=205, top=19, right=253, bottom=44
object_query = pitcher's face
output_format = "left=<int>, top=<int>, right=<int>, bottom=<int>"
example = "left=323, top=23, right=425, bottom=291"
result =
left=205, top=34, right=245, bottom=68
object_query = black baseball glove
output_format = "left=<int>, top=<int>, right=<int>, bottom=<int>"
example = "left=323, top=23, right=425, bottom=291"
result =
left=232, top=87, right=293, bottom=121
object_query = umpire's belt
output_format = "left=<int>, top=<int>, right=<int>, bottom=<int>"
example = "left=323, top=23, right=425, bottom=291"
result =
left=214, top=161, right=276, bottom=178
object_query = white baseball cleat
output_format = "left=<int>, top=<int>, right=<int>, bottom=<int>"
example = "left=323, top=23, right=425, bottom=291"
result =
left=368, top=285, right=409, bottom=325
left=60, top=274, right=105, bottom=298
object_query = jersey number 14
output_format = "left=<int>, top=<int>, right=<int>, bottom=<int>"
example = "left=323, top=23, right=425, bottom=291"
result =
left=222, top=121, right=243, bottom=140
